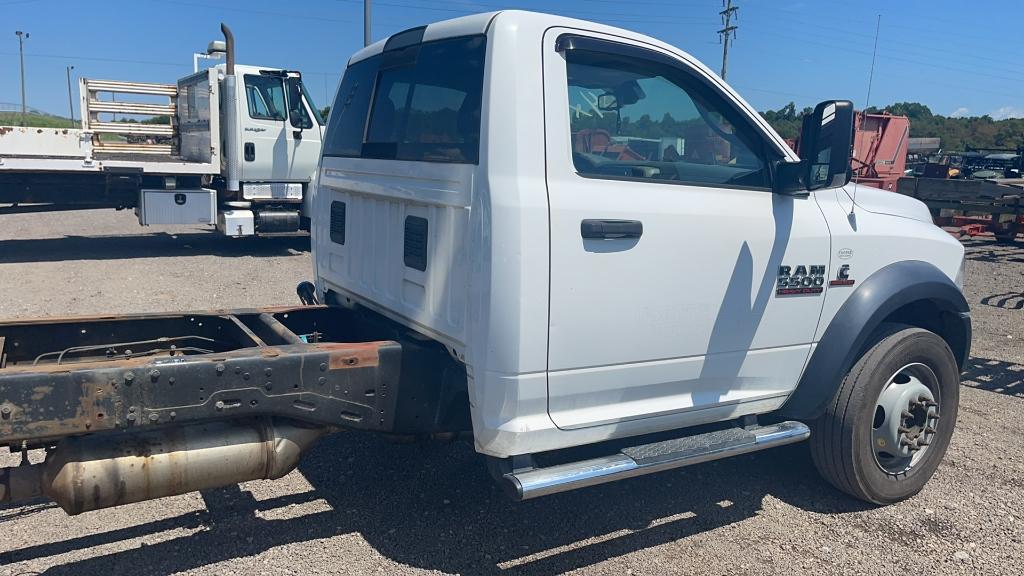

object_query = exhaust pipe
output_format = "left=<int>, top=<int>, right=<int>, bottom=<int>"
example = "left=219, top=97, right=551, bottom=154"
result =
left=220, top=22, right=240, bottom=193
left=1, top=418, right=327, bottom=515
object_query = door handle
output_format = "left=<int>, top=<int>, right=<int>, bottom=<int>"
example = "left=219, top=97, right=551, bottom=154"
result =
left=580, top=219, right=643, bottom=239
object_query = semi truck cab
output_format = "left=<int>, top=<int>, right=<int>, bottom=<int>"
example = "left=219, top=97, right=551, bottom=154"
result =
left=234, top=66, right=323, bottom=196
left=0, top=27, right=325, bottom=237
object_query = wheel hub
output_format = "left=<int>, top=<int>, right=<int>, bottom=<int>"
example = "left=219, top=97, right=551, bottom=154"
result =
left=871, top=363, right=940, bottom=475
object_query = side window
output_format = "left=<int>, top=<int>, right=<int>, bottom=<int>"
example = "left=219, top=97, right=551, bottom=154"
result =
left=244, top=74, right=286, bottom=121
left=566, top=48, right=771, bottom=188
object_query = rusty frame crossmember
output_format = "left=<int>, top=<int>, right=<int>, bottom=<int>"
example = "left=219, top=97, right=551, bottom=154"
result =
left=0, top=306, right=407, bottom=447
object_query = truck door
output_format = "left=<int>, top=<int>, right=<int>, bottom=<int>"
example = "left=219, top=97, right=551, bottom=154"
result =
left=283, top=72, right=324, bottom=185
left=239, top=71, right=290, bottom=182
left=542, top=30, right=832, bottom=430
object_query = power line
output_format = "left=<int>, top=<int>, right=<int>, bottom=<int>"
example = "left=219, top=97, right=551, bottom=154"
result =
left=0, top=51, right=190, bottom=68
left=717, top=0, right=737, bottom=80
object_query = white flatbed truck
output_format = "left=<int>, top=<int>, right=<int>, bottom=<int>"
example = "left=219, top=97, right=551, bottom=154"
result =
left=0, top=24, right=323, bottom=237
left=0, top=11, right=970, bottom=516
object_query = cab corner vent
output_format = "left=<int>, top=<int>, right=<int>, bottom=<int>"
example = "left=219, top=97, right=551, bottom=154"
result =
left=330, top=201, right=346, bottom=245
left=404, top=216, right=428, bottom=271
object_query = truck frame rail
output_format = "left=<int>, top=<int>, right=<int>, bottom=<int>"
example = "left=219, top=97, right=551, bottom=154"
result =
left=0, top=300, right=472, bottom=449
left=0, top=306, right=403, bottom=446
left=0, top=301, right=469, bottom=514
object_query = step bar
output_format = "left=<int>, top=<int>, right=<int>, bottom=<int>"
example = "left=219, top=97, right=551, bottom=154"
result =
left=502, top=421, right=810, bottom=500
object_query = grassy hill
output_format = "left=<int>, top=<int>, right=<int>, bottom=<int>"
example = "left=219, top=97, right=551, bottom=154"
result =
left=0, top=111, right=77, bottom=128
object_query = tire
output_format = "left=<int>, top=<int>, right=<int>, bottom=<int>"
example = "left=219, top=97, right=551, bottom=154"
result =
left=809, top=323, right=960, bottom=505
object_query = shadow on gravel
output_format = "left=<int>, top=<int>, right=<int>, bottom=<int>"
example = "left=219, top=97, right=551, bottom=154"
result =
left=979, top=291, right=1024, bottom=310
left=963, top=240, right=1024, bottom=264
left=0, top=232, right=309, bottom=264
left=6, top=434, right=872, bottom=576
left=0, top=501, right=57, bottom=523
left=961, top=356, right=1024, bottom=398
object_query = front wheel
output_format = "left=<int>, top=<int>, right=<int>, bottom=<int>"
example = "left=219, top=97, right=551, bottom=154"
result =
left=809, top=324, right=960, bottom=504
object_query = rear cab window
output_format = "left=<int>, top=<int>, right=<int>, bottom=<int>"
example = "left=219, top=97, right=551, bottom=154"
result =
left=323, top=34, right=486, bottom=164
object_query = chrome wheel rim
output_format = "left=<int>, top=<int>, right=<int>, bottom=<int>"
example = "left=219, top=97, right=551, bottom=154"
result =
left=871, top=363, right=941, bottom=475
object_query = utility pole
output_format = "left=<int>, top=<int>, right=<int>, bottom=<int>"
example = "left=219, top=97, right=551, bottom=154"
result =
left=66, top=65, right=75, bottom=123
left=364, top=0, right=371, bottom=47
left=15, top=30, right=29, bottom=126
left=717, top=0, right=738, bottom=80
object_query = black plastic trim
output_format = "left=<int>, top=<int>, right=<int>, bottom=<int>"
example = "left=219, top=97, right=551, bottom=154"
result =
left=330, top=201, right=346, bottom=245
left=404, top=216, right=428, bottom=271
left=384, top=26, right=426, bottom=52
left=580, top=219, right=643, bottom=239
left=780, top=260, right=971, bottom=420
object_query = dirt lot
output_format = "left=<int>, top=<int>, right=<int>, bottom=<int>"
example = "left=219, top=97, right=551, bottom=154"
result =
left=0, top=209, right=1021, bottom=576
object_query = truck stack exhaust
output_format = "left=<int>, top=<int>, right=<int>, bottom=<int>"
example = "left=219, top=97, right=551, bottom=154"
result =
left=220, top=22, right=240, bottom=193
left=1, top=418, right=327, bottom=514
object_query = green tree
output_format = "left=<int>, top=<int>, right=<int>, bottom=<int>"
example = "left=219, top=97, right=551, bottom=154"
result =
left=762, top=101, right=1024, bottom=152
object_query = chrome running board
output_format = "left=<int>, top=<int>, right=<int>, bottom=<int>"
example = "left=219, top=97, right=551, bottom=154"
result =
left=503, top=421, right=810, bottom=500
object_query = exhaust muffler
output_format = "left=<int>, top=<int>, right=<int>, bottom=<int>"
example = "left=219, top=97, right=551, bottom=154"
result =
left=1, top=418, right=327, bottom=515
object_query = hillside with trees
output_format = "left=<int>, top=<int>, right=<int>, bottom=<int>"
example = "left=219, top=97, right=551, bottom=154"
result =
left=761, top=102, right=1024, bottom=152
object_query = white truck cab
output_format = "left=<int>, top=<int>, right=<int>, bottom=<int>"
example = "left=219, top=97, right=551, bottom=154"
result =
left=0, top=12, right=972, bottom=516
left=233, top=65, right=323, bottom=198
left=314, top=11, right=970, bottom=504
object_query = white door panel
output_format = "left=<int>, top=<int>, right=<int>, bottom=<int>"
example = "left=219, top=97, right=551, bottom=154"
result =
left=281, top=72, right=322, bottom=185
left=238, top=70, right=290, bottom=182
left=542, top=28, right=831, bottom=429
left=547, top=183, right=827, bottom=369
left=548, top=344, right=811, bottom=429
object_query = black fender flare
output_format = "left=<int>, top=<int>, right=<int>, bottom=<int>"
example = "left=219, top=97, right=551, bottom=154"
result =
left=780, top=260, right=971, bottom=420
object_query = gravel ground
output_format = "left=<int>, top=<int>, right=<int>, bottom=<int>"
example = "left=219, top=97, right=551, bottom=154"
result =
left=0, top=209, right=1021, bottom=576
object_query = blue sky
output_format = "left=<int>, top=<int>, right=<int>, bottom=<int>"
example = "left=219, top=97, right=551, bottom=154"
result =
left=3, top=0, right=1022, bottom=120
